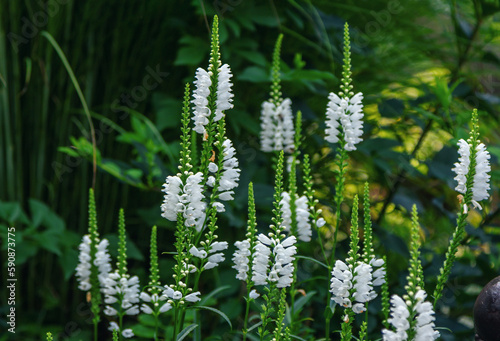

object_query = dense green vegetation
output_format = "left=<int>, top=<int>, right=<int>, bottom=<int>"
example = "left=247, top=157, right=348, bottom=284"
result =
left=1, top=0, right=500, bottom=340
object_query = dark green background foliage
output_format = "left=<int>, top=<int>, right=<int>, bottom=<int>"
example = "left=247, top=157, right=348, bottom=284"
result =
left=1, top=0, right=500, bottom=340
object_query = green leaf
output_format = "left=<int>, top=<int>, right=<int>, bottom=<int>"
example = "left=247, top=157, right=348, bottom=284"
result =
left=292, top=291, right=316, bottom=315
left=59, top=245, right=79, bottom=280
left=238, top=66, right=269, bottom=82
left=295, top=255, right=329, bottom=269
left=193, top=306, right=232, bottom=329
left=199, top=285, right=231, bottom=305
left=378, top=99, right=405, bottom=118
left=0, top=201, right=30, bottom=225
left=177, top=324, right=198, bottom=341
left=174, top=36, right=208, bottom=66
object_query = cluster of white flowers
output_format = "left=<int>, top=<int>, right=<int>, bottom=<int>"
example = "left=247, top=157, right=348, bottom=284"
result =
left=140, top=291, right=172, bottom=315
left=325, top=92, right=364, bottom=151
left=280, top=192, right=312, bottom=242
left=103, top=272, right=140, bottom=317
left=232, top=239, right=252, bottom=281
left=161, top=172, right=207, bottom=230
left=330, top=258, right=385, bottom=314
left=163, top=285, right=201, bottom=303
left=252, top=234, right=297, bottom=288
left=75, top=235, right=112, bottom=291
left=207, top=138, right=240, bottom=207
left=192, top=64, right=233, bottom=135
left=452, top=138, right=491, bottom=211
left=382, top=290, right=439, bottom=341
left=189, top=241, right=228, bottom=270
left=260, top=98, right=295, bottom=153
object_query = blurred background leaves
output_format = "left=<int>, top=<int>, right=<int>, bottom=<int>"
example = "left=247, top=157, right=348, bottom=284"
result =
left=0, top=0, right=499, bottom=339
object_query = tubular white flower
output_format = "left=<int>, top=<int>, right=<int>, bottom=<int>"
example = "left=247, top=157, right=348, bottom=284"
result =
left=232, top=240, right=251, bottom=281
left=210, top=241, right=228, bottom=252
left=189, top=246, right=207, bottom=259
left=452, top=139, right=491, bottom=210
left=249, top=289, right=260, bottom=299
left=215, top=64, right=234, bottom=121
left=325, top=92, right=364, bottom=151
left=192, top=68, right=212, bottom=134
left=122, top=329, right=134, bottom=338
left=161, top=172, right=207, bottom=230
left=260, top=98, right=295, bottom=153
left=185, top=292, right=201, bottom=302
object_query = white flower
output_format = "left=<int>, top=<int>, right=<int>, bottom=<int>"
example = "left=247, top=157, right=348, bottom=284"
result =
left=108, top=321, right=119, bottom=331
left=103, top=272, right=140, bottom=316
left=192, top=68, right=212, bottom=135
left=233, top=240, right=251, bottom=281
left=316, top=218, right=326, bottom=228
left=189, top=246, right=208, bottom=259
left=185, top=292, right=202, bottom=302
left=325, top=92, right=364, bottom=151
left=210, top=241, right=228, bottom=252
left=161, top=172, right=207, bottom=231
left=215, top=64, right=234, bottom=120
left=122, top=329, right=134, bottom=338
left=249, top=289, right=260, bottom=299
left=260, top=98, right=295, bottom=153
left=452, top=139, right=491, bottom=210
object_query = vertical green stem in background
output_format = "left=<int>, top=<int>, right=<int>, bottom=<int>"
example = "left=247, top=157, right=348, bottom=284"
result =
left=40, top=31, right=97, bottom=189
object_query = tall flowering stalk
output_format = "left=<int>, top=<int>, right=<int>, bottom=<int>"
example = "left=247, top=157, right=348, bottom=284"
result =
left=433, top=109, right=491, bottom=306
left=330, top=195, right=384, bottom=340
left=74, top=189, right=111, bottom=341
left=324, top=23, right=365, bottom=339
left=103, top=209, right=140, bottom=340
left=140, top=226, right=171, bottom=341
left=252, top=151, right=298, bottom=341
left=382, top=206, right=439, bottom=341
left=160, top=16, right=239, bottom=339
left=232, top=182, right=259, bottom=341
left=260, top=34, right=295, bottom=154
